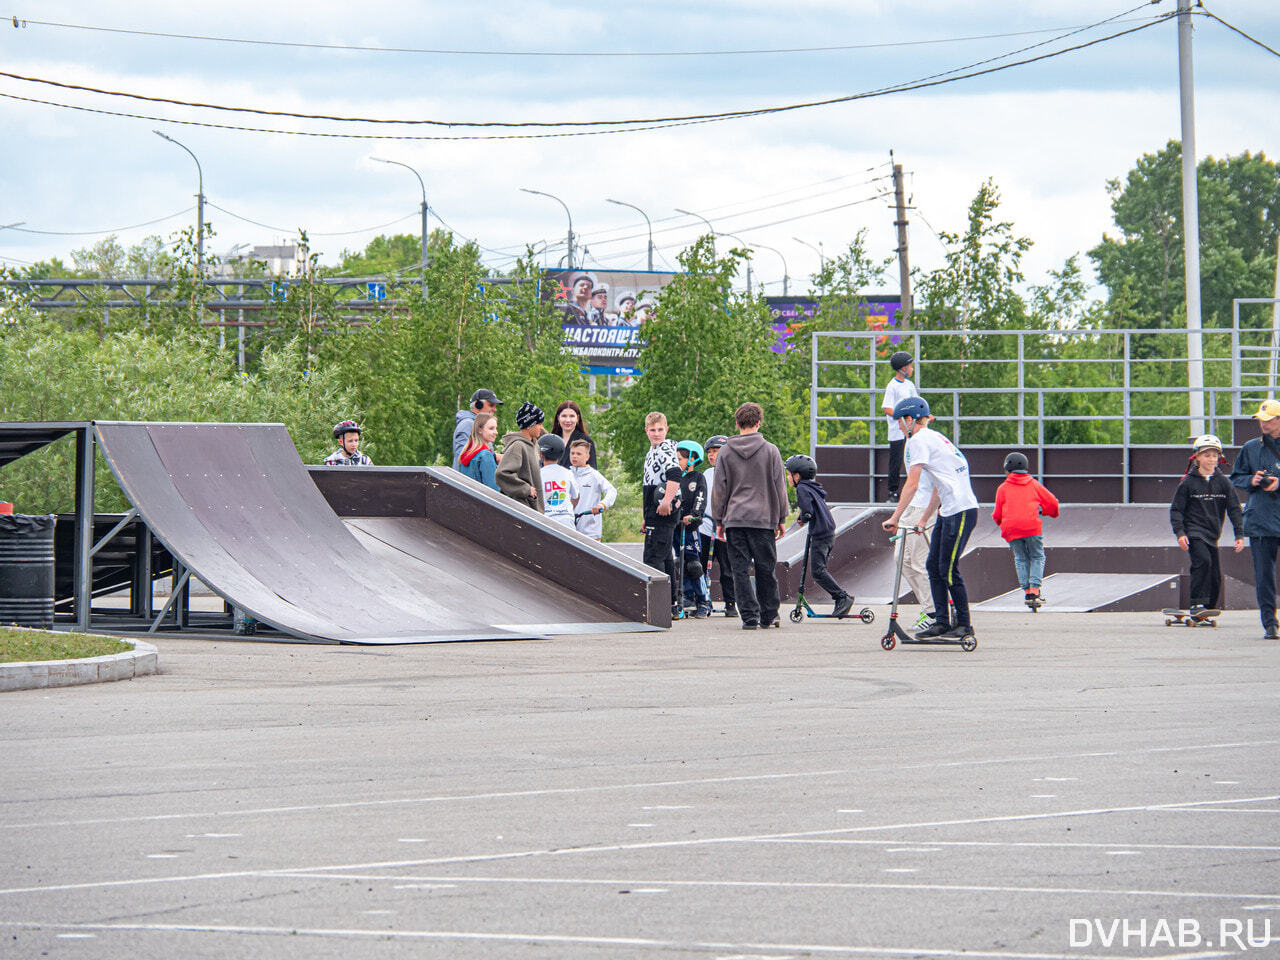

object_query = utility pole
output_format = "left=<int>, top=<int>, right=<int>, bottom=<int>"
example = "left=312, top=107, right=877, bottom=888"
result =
left=1178, top=0, right=1205, bottom=433
left=891, top=154, right=912, bottom=324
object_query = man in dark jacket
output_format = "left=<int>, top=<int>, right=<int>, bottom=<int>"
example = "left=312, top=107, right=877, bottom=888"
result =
left=452, top=389, right=502, bottom=470
left=787, top=454, right=853, bottom=619
left=712, top=402, right=789, bottom=629
left=1229, top=399, right=1280, bottom=638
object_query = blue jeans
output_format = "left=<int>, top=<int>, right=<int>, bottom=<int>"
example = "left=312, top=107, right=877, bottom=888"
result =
left=1008, top=535, right=1045, bottom=590
left=1250, top=535, right=1280, bottom=629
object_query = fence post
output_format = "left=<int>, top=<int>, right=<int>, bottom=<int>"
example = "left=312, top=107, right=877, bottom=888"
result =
left=1017, top=330, right=1025, bottom=445
left=809, top=331, right=818, bottom=459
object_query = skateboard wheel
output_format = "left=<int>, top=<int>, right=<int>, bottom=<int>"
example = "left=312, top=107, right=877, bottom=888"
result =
left=880, top=635, right=895, bottom=650
left=859, top=608, right=875, bottom=624
left=789, top=609, right=804, bottom=623
left=961, top=636, right=977, bottom=652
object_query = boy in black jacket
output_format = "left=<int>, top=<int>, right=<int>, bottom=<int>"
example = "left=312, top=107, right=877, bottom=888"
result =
left=786, top=454, right=854, bottom=619
left=1170, top=434, right=1245, bottom=614
left=677, top=441, right=711, bottom=618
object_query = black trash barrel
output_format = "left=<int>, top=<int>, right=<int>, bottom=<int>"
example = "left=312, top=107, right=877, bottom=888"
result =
left=0, top=514, right=57, bottom=629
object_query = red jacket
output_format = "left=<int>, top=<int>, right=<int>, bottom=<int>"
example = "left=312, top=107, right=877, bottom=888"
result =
left=992, top=473, right=1059, bottom=541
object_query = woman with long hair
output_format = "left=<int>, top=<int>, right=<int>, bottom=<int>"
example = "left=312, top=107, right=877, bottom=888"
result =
left=458, top=412, right=500, bottom=491
left=551, top=400, right=596, bottom=468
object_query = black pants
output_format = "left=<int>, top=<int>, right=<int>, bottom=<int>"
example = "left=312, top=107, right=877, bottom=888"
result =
left=643, top=519, right=678, bottom=605
left=702, top=533, right=736, bottom=606
left=1250, top=535, right=1280, bottom=629
left=726, top=527, right=780, bottom=625
left=809, top=536, right=847, bottom=600
left=887, top=438, right=906, bottom=497
left=1187, top=536, right=1222, bottom=609
left=927, top=508, right=977, bottom=629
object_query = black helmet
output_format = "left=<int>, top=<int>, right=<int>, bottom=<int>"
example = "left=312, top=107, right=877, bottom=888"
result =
left=890, top=351, right=913, bottom=371
left=704, top=435, right=729, bottom=451
left=1003, top=452, right=1030, bottom=474
left=784, top=454, right=818, bottom=481
left=537, top=434, right=565, bottom=460
left=333, top=419, right=361, bottom=440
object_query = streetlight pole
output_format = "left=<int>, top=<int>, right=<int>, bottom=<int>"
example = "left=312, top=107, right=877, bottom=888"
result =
left=606, top=198, right=654, bottom=271
left=371, top=157, right=429, bottom=279
left=1177, top=0, right=1204, bottom=433
left=793, top=237, right=825, bottom=275
left=522, top=188, right=574, bottom=270
left=717, top=231, right=753, bottom=296
left=153, top=130, right=204, bottom=276
left=748, top=240, right=789, bottom=297
left=674, top=207, right=716, bottom=257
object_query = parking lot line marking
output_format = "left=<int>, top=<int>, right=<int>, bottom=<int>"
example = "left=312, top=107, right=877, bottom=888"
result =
left=4, top=739, right=1274, bottom=832
left=755, top=839, right=1280, bottom=852
left=0, top=920, right=1237, bottom=960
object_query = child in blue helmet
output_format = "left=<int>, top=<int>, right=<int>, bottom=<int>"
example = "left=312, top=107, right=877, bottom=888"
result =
left=882, top=396, right=979, bottom=641
left=676, top=440, right=712, bottom=618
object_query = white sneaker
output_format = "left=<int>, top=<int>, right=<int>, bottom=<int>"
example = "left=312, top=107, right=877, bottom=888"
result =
left=912, top=612, right=934, bottom=630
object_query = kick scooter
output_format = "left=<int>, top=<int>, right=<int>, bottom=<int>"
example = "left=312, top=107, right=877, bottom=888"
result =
left=880, top=527, right=977, bottom=653
left=789, top=530, right=874, bottom=624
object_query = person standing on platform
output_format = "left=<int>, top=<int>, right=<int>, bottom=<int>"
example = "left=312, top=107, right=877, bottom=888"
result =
left=881, top=351, right=918, bottom=502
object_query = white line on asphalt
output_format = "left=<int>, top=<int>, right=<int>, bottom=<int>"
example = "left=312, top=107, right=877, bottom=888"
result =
left=4, top=739, right=1274, bottom=831
left=758, top=839, right=1280, bottom=852
left=0, top=920, right=1237, bottom=960
left=261, top=872, right=1280, bottom=902
left=3, top=794, right=1278, bottom=899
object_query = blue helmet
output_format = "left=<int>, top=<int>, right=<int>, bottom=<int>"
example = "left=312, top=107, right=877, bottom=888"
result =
left=892, top=396, right=930, bottom=421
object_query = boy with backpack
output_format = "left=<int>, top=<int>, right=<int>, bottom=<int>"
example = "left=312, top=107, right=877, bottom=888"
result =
left=1172, top=434, right=1245, bottom=615
left=992, top=452, right=1061, bottom=608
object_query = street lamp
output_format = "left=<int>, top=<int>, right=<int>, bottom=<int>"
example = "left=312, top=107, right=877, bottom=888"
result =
left=793, top=237, right=825, bottom=274
left=747, top=240, right=789, bottom=297
left=371, top=157, right=429, bottom=277
left=606, top=198, right=654, bottom=271
left=153, top=130, right=204, bottom=275
left=521, top=188, right=575, bottom=270
left=717, top=230, right=753, bottom=296
left=674, top=207, right=715, bottom=256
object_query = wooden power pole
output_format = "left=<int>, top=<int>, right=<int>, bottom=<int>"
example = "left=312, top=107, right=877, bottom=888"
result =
left=891, top=158, right=912, bottom=324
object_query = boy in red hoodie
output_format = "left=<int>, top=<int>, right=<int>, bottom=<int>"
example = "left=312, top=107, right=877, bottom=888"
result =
left=992, top=452, right=1060, bottom=607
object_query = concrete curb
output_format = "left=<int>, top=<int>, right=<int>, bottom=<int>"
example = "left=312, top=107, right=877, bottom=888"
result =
left=0, top=637, right=158, bottom=692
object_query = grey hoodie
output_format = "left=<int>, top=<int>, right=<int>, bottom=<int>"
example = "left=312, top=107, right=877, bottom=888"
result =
left=711, top=432, right=789, bottom=531
left=495, top=430, right=544, bottom=512
left=452, top=409, right=475, bottom=470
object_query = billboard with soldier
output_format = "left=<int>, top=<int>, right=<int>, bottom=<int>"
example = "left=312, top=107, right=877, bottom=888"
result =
left=544, top=268, right=679, bottom=375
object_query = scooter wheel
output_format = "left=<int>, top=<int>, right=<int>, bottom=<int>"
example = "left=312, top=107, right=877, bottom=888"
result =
left=880, top=634, right=895, bottom=650
left=961, top=636, right=977, bottom=652
left=859, top=608, right=875, bottom=624
left=789, top=609, right=804, bottom=623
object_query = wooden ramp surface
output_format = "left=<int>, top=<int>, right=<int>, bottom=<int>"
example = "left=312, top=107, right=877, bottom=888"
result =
left=974, top=572, right=1180, bottom=613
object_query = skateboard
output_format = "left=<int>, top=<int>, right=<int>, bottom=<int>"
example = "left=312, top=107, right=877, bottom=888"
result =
left=1025, top=594, right=1044, bottom=612
left=1162, top=607, right=1220, bottom=627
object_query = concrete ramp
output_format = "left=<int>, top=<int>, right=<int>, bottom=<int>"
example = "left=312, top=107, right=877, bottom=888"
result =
left=974, top=573, right=1180, bottom=613
left=95, top=422, right=665, bottom=644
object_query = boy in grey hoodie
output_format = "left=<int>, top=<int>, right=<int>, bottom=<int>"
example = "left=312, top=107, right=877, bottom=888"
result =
left=711, top=402, right=790, bottom=629
left=495, top=402, right=546, bottom=512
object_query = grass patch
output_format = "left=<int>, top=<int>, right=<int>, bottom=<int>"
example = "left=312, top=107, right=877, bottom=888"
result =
left=0, top=627, right=133, bottom=663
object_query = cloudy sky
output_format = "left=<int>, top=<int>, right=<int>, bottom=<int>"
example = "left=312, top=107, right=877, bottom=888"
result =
left=1, top=0, right=1277, bottom=298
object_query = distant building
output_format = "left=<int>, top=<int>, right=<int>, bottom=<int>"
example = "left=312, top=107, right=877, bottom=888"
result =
left=250, top=243, right=305, bottom=277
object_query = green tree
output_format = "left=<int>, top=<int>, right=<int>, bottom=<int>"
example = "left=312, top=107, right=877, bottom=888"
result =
left=332, top=233, right=427, bottom=277
left=600, top=237, right=801, bottom=479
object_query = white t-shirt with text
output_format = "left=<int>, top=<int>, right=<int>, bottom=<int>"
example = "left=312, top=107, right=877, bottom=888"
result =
left=904, top=427, right=978, bottom=517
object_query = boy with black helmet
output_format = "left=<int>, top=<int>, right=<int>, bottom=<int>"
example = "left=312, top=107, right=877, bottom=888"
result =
left=538, top=433, right=580, bottom=528
left=701, top=435, right=736, bottom=616
left=993, top=451, right=1060, bottom=608
left=324, top=420, right=373, bottom=465
left=1173, top=434, right=1244, bottom=616
left=882, top=396, right=979, bottom=642
left=880, top=351, right=918, bottom=502
left=495, top=401, right=546, bottom=512
left=676, top=440, right=711, bottom=617
left=786, top=453, right=853, bottom=618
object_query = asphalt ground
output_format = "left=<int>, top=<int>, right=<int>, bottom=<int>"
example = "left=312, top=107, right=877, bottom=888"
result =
left=1, top=607, right=1278, bottom=960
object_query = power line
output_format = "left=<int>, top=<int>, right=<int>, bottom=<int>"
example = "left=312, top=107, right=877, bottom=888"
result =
left=10, top=13, right=1172, bottom=59
left=6, top=207, right=193, bottom=236
left=205, top=201, right=417, bottom=237
left=0, top=7, right=1172, bottom=132
left=1201, top=8, right=1280, bottom=59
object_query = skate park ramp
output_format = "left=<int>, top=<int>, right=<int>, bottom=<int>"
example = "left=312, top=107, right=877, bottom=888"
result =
left=974, top=573, right=1180, bottom=613
left=94, top=422, right=666, bottom=644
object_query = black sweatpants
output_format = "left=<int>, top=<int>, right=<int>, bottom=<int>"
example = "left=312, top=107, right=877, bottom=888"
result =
left=1187, top=536, right=1222, bottom=609
left=726, top=527, right=780, bottom=626
left=701, top=533, right=736, bottom=606
left=643, top=519, right=679, bottom=605
left=809, top=536, right=848, bottom=601
left=887, top=438, right=906, bottom=497
left=927, top=508, right=978, bottom=629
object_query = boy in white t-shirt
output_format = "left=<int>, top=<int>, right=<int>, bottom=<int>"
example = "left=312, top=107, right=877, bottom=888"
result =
left=569, top=439, right=616, bottom=540
left=882, top=396, right=979, bottom=641
left=880, top=351, right=919, bottom=503
left=537, top=434, right=580, bottom=529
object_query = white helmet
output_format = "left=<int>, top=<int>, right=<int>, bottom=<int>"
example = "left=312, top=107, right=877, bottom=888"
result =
left=1192, top=433, right=1223, bottom=453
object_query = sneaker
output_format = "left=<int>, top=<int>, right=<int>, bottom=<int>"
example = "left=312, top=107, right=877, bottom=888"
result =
left=742, top=620, right=759, bottom=630
left=940, top=623, right=973, bottom=640
left=912, top=611, right=935, bottom=630
left=671, top=604, right=685, bottom=620
left=724, top=602, right=738, bottom=618
left=914, top=622, right=951, bottom=639
left=833, top=595, right=854, bottom=619
left=763, top=618, right=781, bottom=628
left=887, top=491, right=900, bottom=503
left=1264, top=625, right=1279, bottom=640
left=693, top=603, right=711, bottom=619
